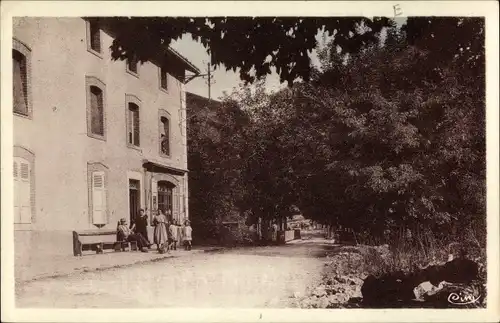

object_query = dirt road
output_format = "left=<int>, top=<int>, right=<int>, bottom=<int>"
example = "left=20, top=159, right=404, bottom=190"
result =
left=16, top=234, right=332, bottom=308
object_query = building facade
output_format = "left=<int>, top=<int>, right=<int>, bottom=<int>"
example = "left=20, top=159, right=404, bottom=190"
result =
left=12, top=17, right=199, bottom=257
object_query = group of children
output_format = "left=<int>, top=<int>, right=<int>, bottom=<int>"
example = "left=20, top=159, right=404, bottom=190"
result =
left=152, top=209, right=192, bottom=254
left=117, top=208, right=193, bottom=254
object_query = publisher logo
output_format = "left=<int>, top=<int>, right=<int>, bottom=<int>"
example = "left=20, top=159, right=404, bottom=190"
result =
left=447, top=291, right=480, bottom=305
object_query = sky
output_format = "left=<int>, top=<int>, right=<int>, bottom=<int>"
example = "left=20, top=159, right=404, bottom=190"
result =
left=171, top=33, right=326, bottom=101
left=171, top=17, right=407, bottom=101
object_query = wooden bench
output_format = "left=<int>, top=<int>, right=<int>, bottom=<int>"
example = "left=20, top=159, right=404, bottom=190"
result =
left=72, top=230, right=138, bottom=256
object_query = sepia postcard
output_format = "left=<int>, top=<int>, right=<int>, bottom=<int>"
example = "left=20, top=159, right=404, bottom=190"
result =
left=1, top=1, right=499, bottom=322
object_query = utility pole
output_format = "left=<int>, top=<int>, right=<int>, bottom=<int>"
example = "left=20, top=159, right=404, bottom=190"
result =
left=205, top=62, right=216, bottom=101
left=207, top=63, right=211, bottom=100
left=184, top=60, right=216, bottom=100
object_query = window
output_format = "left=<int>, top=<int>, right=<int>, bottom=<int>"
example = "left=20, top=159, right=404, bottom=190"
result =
left=125, top=94, right=141, bottom=147
left=160, top=66, right=168, bottom=91
left=87, top=162, right=109, bottom=227
left=87, top=19, right=101, bottom=53
left=160, top=115, right=170, bottom=156
left=14, top=158, right=32, bottom=224
left=157, top=181, right=175, bottom=219
left=127, top=103, right=140, bottom=146
left=90, top=86, right=104, bottom=135
left=91, top=172, right=107, bottom=225
left=13, top=50, right=28, bottom=115
left=127, top=55, right=139, bottom=75
left=85, top=77, right=106, bottom=140
left=129, top=179, right=140, bottom=224
left=12, top=39, right=31, bottom=117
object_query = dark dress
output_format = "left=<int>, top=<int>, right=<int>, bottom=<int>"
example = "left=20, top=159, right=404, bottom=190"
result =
left=135, top=215, right=149, bottom=243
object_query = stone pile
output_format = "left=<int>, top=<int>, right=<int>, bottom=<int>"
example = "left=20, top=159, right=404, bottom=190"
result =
left=293, top=247, right=369, bottom=309
left=293, top=273, right=364, bottom=308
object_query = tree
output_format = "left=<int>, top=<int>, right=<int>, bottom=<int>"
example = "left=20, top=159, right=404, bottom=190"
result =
left=186, top=92, right=251, bottom=242
left=96, top=17, right=392, bottom=85
left=185, top=17, right=485, bottom=247
left=227, top=17, right=485, bottom=245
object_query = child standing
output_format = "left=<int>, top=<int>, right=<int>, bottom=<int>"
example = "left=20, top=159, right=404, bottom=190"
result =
left=169, top=220, right=178, bottom=250
left=183, top=220, right=193, bottom=251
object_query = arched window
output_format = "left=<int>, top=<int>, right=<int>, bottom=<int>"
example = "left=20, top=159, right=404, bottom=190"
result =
left=125, top=95, right=141, bottom=147
left=127, top=55, right=139, bottom=76
left=90, top=86, right=104, bottom=135
left=13, top=50, right=28, bottom=115
left=157, top=181, right=175, bottom=220
left=160, top=115, right=170, bottom=156
left=13, top=39, right=31, bottom=117
left=86, top=19, right=102, bottom=54
left=86, top=77, right=106, bottom=140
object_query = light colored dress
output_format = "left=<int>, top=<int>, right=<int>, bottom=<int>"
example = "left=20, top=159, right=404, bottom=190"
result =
left=184, top=226, right=192, bottom=241
left=177, top=225, right=184, bottom=244
left=169, top=224, right=178, bottom=241
left=153, top=214, right=168, bottom=246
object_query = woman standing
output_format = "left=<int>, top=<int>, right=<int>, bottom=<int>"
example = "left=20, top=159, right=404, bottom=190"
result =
left=153, top=209, right=168, bottom=253
left=131, top=209, right=150, bottom=247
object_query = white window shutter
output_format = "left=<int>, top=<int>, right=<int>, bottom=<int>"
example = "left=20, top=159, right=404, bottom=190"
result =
left=19, top=161, right=31, bottom=224
left=92, top=172, right=106, bottom=225
left=13, top=161, right=21, bottom=223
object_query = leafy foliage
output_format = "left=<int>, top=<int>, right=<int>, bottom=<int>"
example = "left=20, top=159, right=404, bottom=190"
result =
left=186, top=17, right=485, bottom=246
left=102, top=17, right=392, bottom=84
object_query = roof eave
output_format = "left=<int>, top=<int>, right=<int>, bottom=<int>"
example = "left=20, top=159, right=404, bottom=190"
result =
left=167, top=47, right=201, bottom=75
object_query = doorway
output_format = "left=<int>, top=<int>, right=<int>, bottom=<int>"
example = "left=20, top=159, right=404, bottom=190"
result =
left=157, top=181, right=175, bottom=221
left=129, top=179, right=140, bottom=224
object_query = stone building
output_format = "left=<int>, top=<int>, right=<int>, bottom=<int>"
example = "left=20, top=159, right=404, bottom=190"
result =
left=12, top=17, right=199, bottom=257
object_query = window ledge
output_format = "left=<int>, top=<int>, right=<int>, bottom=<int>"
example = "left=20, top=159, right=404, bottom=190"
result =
left=87, top=132, right=106, bottom=141
left=127, top=144, right=142, bottom=152
left=87, top=48, right=103, bottom=59
left=14, top=112, right=32, bottom=120
left=159, top=153, right=171, bottom=159
left=14, top=223, right=33, bottom=231
left=159, top=87, right=169, bottom=94
left=126, top=68, right=140, bottom=79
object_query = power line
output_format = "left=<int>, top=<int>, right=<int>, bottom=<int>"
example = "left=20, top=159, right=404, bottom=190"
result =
left=185, top=62, right=216, bottom=100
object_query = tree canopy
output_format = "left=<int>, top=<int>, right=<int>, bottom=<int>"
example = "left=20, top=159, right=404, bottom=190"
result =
left=103, top=17, right=393, bottom=84
left=186, top=17, right=485, bottom=247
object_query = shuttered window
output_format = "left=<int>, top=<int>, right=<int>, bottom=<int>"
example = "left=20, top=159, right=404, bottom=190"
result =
left=128, top=103, right=140, bottom=146
left=13, top=49, right=28, bottom=115
left=92, top=171, right=107, bottom=225
left=14, top=158, right=32, bottom=224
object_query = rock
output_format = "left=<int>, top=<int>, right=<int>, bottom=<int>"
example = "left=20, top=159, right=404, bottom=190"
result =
left=362, top=258, right=480, bottom=307
left=313, top=285, right=327, bottom=297
left=413, top=281, right=445, bottom=301
left=300, top=298, right=312, bottom=308
left=318, top=296, right=330, bottom=308
left=293, top=291, right=302, bottom=299
left=336, top=275, right=348, bottom=284
left=347, top=276, right=362, bottom=285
